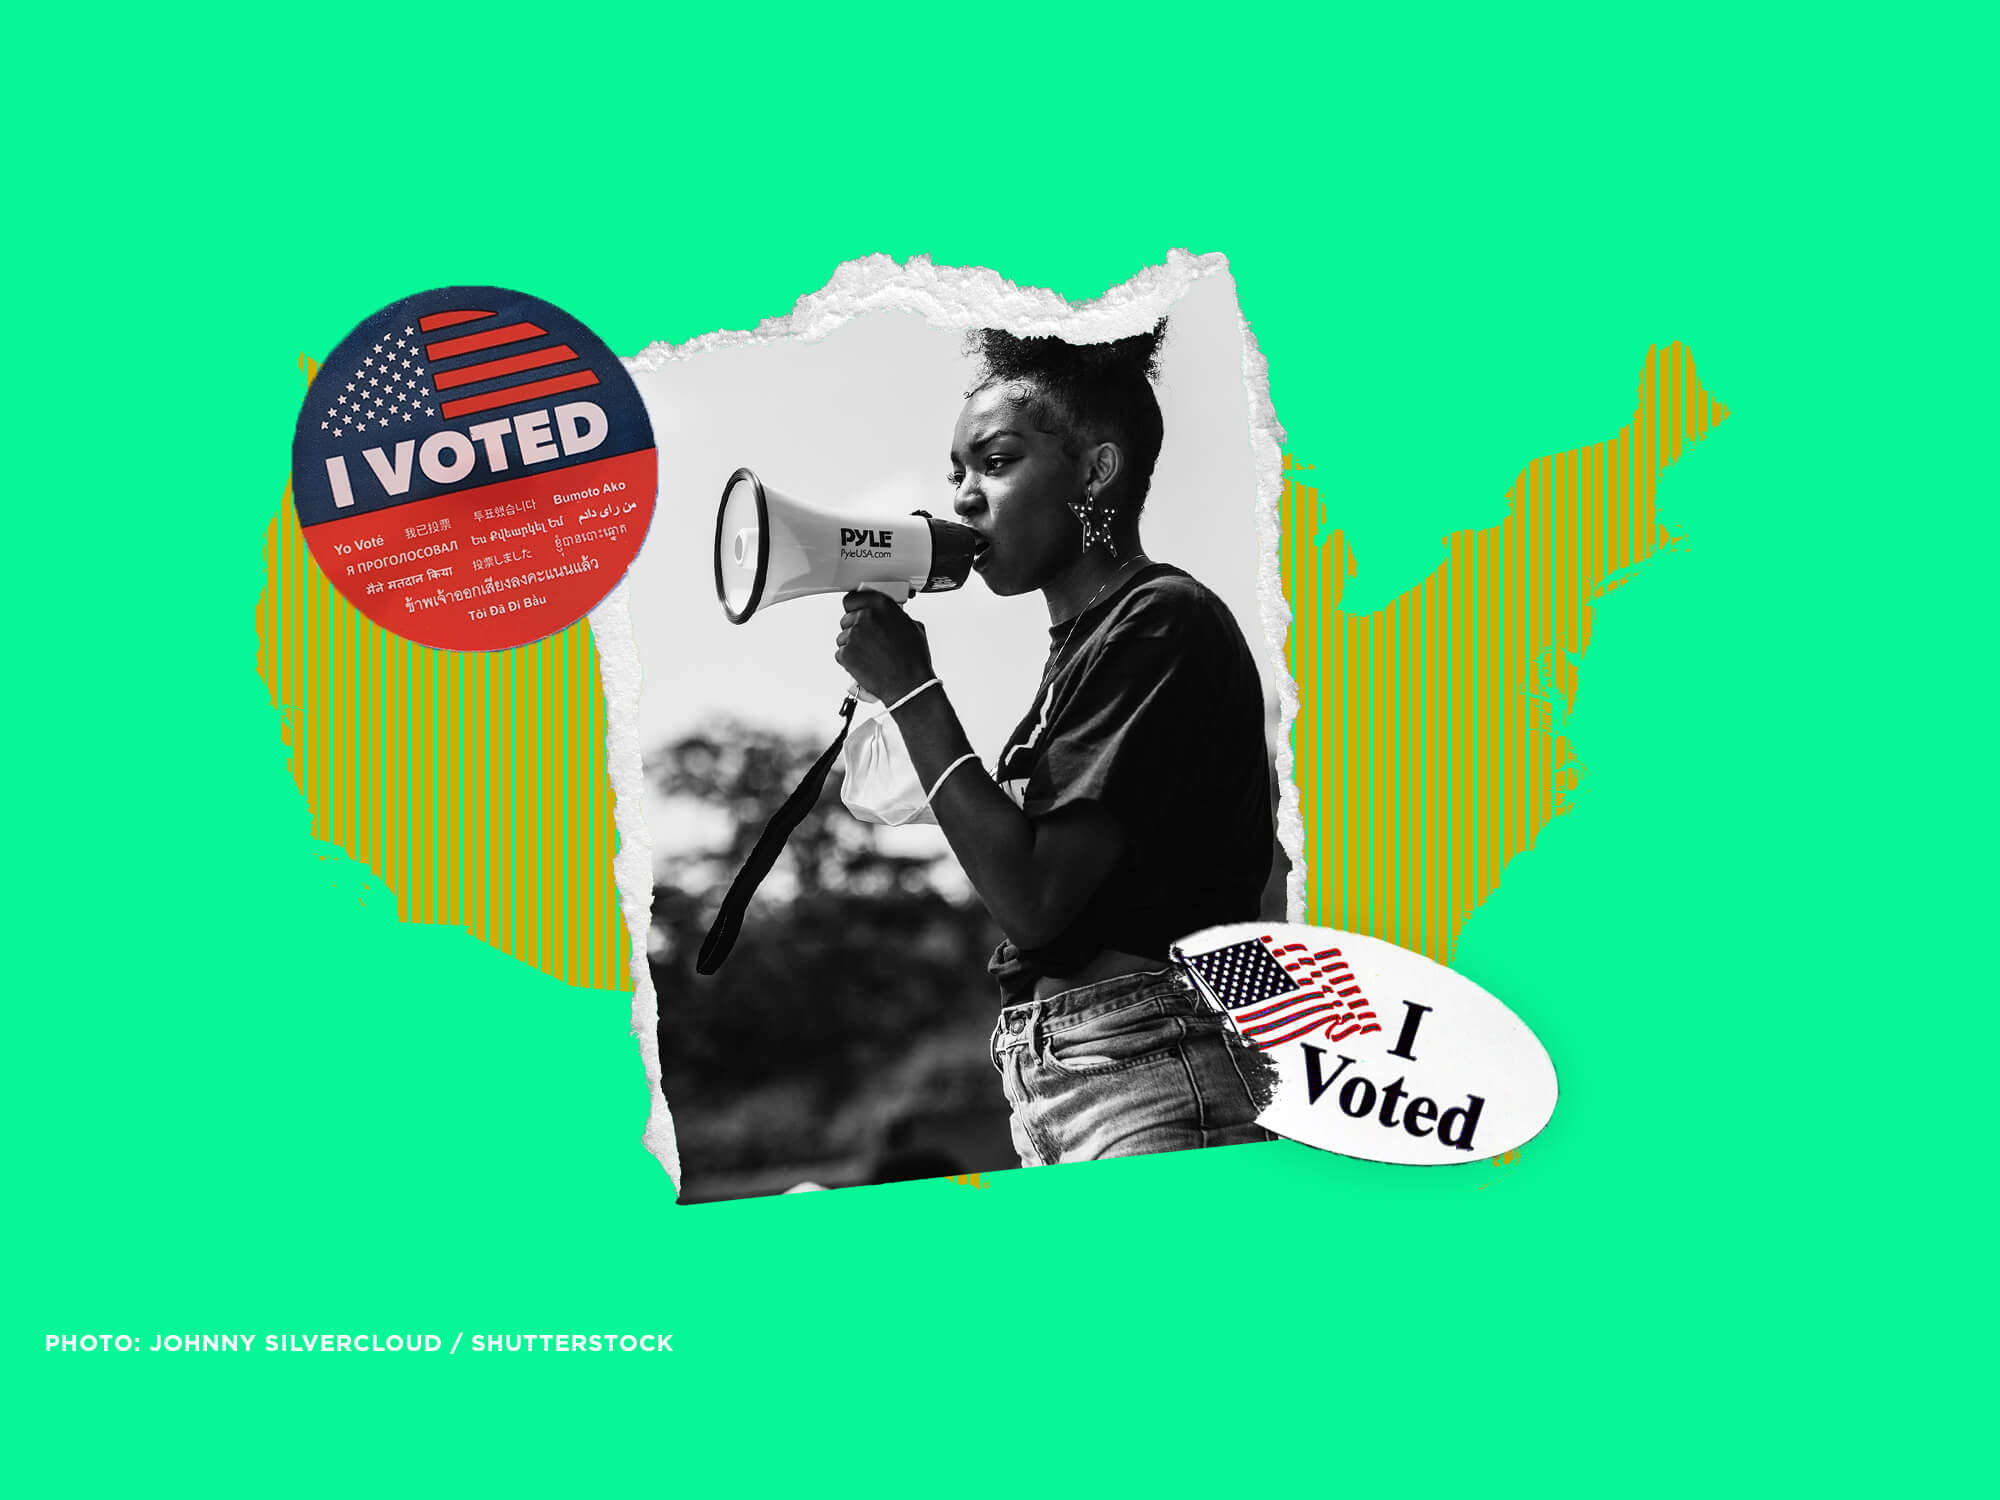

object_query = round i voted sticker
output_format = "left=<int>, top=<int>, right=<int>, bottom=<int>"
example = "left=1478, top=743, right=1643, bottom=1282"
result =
left=1173, top=924, right=1559, bottom=1165
left=290, top=287, right=656, bottom=651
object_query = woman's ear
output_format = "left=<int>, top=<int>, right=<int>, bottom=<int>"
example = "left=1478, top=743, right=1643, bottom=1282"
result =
left=1085, top=441, right=1124, bottom=494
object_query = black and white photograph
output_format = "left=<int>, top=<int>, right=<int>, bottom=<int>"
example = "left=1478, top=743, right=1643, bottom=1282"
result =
left=621, top=261, right=1295, bottom=1201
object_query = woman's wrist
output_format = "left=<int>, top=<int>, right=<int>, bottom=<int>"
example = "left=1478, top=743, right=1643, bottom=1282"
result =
left=884, top=682, right=979, bottom=792
left=885, top=676, right=942, bottom=715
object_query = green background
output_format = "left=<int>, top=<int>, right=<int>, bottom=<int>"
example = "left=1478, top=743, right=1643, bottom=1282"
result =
left=9, top=8, right=1985, bottom=1493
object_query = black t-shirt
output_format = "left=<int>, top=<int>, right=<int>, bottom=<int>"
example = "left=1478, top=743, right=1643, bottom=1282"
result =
left=986, top=563, right=1274, bottom=1006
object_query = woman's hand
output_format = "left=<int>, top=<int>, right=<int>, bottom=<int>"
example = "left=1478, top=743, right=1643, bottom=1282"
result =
left=835, top=590, right=935, bottom=702
left=831, top=606, right=1128, bottom=950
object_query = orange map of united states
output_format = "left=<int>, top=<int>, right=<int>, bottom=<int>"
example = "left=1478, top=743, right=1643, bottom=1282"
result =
left=259, top=341, right=1728, bottom=991
left=1281, top=343, right=1728, bottom=963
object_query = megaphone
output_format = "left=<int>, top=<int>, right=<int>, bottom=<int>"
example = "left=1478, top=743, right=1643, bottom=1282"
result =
left=697, top=466, right=980, bottom=976
left=713, top=466, right=979, bottom=623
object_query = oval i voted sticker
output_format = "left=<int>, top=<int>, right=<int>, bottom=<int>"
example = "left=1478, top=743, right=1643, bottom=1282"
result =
left=1173, top=924, right=1558, bottom=1165
left=290, top=287, right=656, bottom=651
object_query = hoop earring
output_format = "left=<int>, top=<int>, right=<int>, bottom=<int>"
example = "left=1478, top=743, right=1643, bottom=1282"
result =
left=1071, top=487, right=1119, bottom=557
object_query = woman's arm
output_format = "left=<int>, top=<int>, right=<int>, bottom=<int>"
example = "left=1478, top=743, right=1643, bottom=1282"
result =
left=835, top=591, right=1126, bottom=949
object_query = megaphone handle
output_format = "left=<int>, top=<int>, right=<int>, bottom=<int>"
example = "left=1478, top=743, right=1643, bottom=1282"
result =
left=849, top=582, right=912, bottom=702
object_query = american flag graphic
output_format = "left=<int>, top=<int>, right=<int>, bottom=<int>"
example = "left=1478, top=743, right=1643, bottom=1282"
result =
left=1176, top=935, right=1382, bottom=1051
left=317, top=306, right=602, bottom=444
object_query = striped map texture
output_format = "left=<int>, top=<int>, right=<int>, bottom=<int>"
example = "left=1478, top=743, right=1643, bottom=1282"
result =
left=259, top=342, right=1724, bottom=987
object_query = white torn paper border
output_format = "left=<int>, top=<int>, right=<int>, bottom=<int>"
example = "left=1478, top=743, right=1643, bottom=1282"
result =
left=594, top=252, right=1300, bottom=1197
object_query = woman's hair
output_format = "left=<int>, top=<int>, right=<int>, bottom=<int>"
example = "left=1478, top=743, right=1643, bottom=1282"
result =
left=965, top=319, right=1168, bottom=509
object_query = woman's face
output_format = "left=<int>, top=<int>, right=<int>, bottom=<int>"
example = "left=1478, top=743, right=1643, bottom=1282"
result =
left=948, top=385, right=1088, bottom=597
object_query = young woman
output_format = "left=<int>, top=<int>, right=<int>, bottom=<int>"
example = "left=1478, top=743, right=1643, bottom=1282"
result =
left=834, top=323, right=1275, bottom=1166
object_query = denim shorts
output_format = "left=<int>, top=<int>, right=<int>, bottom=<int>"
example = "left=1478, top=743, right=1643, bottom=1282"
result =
left=988, top=968, right=1276, bottom=1167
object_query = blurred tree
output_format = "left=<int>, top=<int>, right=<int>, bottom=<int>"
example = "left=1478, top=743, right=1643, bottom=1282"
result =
left=649, top=720, right=1000, bottom=1123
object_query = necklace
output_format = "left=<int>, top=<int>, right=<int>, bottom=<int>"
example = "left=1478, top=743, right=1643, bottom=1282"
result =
left=1041, top=554, right=1150, bottom=694
left=995, top=556, right=1152, bottom=785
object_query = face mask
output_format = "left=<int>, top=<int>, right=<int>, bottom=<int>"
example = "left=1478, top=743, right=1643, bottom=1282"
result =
left=839, top=703, right=938, bottom=827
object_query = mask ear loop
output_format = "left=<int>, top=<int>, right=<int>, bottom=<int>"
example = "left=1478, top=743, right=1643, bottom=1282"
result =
left=885, top=677, right=941, bottom=714
left=924, top=752, right=978, bottom=805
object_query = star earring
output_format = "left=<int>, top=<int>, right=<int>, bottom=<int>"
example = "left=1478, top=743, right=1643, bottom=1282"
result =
left=1071, top=486, right=1118, bottom=557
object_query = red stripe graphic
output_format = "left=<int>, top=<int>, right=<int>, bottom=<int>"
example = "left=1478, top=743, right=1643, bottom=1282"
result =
left=1251, top=1012, right=1382, bottom=1052
left=439, top=369, right=600, bottom=418
left=1325, top=1022, right=1382, bottom=1043
left=426, top=321, right=546, bottom=359
left=1256, top=1015, right=1344, bottom=1049
left=1242, top=1002, right=1345, bottom=1040
left=433, top=344, right=580, bottom=390
left=1237, top=988, right=1324, bottom=1024
left=419, top=309, right=494, bottom=331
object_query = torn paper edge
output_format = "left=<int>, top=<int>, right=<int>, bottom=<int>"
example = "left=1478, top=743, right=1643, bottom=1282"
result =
left=598, top=251, right=1300, bottom=1193
left=586, top=572, right=678, bottom=1184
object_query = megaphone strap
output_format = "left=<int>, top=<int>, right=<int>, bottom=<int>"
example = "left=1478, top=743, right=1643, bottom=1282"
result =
left=695, top=694, right=858, bottom=976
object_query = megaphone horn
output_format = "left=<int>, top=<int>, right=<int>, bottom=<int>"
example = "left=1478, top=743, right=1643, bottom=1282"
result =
left=713, top=467, right=979, bottom=624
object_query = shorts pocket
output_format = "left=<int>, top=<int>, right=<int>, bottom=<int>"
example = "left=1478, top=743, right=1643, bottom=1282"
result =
left=1041, top=997, right=1187, bottom=1076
